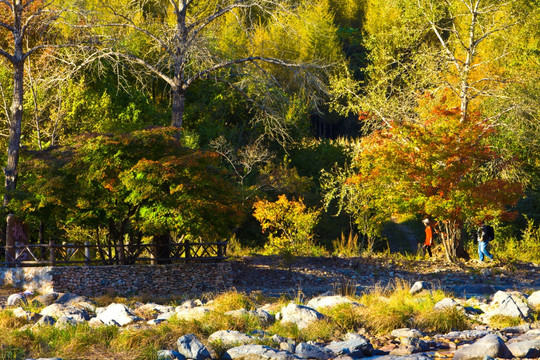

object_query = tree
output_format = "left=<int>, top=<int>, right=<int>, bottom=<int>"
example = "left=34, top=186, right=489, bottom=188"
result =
left=91, top=0, right=342, bottom=136
left=12, top=127, right=245, bottom=251
left=346, top=97, right=522, bottom=262
left=0, top=0, right=69, bottom=205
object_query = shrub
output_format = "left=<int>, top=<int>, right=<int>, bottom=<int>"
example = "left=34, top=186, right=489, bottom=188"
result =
left=253, top=195, right=321, bottom=261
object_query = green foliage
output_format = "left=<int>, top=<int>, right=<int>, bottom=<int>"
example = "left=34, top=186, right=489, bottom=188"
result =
left=11, top=127, right=245, bottom=244
left=253, top=195, right=321, bottom=259
left=486, top=217, right=540, bottom=264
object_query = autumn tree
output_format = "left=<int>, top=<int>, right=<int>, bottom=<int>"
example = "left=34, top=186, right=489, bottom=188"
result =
left=11, top=127, right=245, bottom=252
left=337, top=98, right=522, bottom=262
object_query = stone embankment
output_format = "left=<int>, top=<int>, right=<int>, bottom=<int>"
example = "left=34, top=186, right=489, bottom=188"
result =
left=3, top=283, right=540, bottom=360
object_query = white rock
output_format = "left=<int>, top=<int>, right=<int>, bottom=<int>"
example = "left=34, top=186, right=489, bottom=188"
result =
left=208, top=330, right=255, bottom=346
left=306, top=295, right=360, bottom=310
left=434, top=298, right=459, bottom=310
left=527, top=291, right=540, bottom=311
left=96, top=303, right=142, bottom=326
left=280, top=303, right=324, bottom=330
left=7, top=293, right=27, bottom=307
left=175, top=306, right=210, bottom=321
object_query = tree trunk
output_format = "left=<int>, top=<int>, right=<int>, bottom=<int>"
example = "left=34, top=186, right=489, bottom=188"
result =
left=438, top=220, right=469, bottom=263
left=171, top=87, right=185, bottom=129
left=4, top=61, right=24, bottom=207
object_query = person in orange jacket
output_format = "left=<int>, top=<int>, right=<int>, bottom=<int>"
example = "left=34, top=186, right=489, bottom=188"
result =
left=422, top=218, right=434, bottom=257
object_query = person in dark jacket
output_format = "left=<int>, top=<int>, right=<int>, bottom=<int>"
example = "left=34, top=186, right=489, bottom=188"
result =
left=477, top=222, right=494, bottom=262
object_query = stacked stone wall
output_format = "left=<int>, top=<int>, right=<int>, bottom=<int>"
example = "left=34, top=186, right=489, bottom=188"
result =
left=0, top=261, right=232, bottom=297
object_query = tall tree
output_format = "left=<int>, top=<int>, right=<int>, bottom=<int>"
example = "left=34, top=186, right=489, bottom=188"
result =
left=0, top=0, right=63, bottom=205
left=92, top=0, right=341, bottom=134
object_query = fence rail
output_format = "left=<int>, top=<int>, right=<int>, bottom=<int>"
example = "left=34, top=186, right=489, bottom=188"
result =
left=0, top=240, right=228, bottom=267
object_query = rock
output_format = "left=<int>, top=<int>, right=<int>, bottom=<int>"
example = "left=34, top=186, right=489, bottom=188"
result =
left=175, top=306, right=210, bottom=321
left=400, top=337, right=429, bottom=352
left=253, top=309, right=275, bottom=326
left=306, top=295, right=359, bottom=310
left=506, top=339, right=540, bottom=358
left=502, top=324, right=531, bottom=335
left=527, top=290, right=540, bottom=310
left=95, top=303, right=142, bottom=326
left=453, top=334, right=513, bottom=360
left=157, top=311, right=177, bottom=321
left=280, top=303, right=324, bottom=330
left=40, top=304, right=90, bottom=322
left=223, top=344, right=301, bottom=360
left=371, top=355, right=433, bottom=359
left=137, top=303, right=175, bottom=315
left=157, top=350, right=186, bottom=360
left=272, top=335, right=288, bottom=344
left=325, top=335, right=373, bottom=357
left=390, top=328, right=425, bottom=339
left=34, top=315, right=55, bottom=327
left=295, top=343, right=335, bottom=360
left=439, top=330, right=493, bottom=341
left=7, top=293, right=27, bottom=307
left=434, top=297, right=459, bottom=310
left=409, top=281, right=430, bottom=295
left=180, top=300, right=199, bottom=308
left=54, top=293, right=96, bottom=312
left=177, top=334, right=211, bottom=360
left=508, top=329, right=540, bottom=343
left=33, top=292, right=59, bottom=306
left=389, top=345, right=417, bottom=355
left=148, top=318, right=168, bottom=325
left=279, top=342, right=295, bottom=353
left=55, top=315, right=85, bottom=328
left=484, top=291, right=530, bottom=319
left=208, top=330, right=255, bottom=346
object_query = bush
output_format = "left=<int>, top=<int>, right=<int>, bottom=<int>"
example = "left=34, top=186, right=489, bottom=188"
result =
left=253, top=195, right=321, bottom=261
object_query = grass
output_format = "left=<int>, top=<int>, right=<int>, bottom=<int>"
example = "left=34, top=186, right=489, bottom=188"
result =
left=487, top=315, right=525, bottom=329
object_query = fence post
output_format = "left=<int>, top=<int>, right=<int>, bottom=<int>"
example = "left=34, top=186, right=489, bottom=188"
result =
left=84, top=241, right=91, bottom=266
left=217, top=240, right=224, bottom=258
left=185, top=240, right=191, bottom=260
left=49, top=239, right=56, bottom=266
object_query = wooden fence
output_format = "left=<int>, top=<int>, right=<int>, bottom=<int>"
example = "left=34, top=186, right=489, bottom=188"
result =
left=0, top=240, right=228, bottom=267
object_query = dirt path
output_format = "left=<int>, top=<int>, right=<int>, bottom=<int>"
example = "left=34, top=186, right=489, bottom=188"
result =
left=1, top=256, right=538, bottom=303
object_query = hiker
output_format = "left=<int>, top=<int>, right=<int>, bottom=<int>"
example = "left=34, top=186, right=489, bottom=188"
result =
left=477, top=222, right=494, bottom=262
left=422, top=218, right=434, bottom=257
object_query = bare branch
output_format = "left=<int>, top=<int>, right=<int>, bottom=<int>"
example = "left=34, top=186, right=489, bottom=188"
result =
left=186, top=56, right=318, bottom=88
left=0, top=48, right=13, bottom=62
left=106, top=51, right=175, bottom=88
left=0, top=20, right=14, bottom=32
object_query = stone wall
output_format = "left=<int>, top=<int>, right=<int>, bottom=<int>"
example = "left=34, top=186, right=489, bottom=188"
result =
left=0, top=261, right=232, bottom=297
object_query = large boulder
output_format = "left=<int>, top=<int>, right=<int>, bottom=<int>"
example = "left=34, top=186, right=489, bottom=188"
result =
left=40, top=304, right=90, bottom=322
left=527, top=290, right=540, bottom=311
left=507, top=339, right=540, bottom=358
left=433, top=298, right=459, bottom=310
left=280, top=303, right=324, bottom=330
left=223, top=344, right=301, bottom=360
left=95, top=303, right=142, bottom=326
left=483, top=291, right=530, bottom=320
left=7, top=293, right=27, bottom=307
left=177, top=334, right=211, bottom=360
left=295, top=343, right=335, bottom=360
left=453, top=334, right=513, bottom=360
left=54, top=293, right=96, bottom=312
left=208, top=331, right=255, bottom=346
left=306, top=296, right=359, bottom=310
left=325, top=335, right=373, bottom=357
left=409, top=281, right=430, bottom=295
